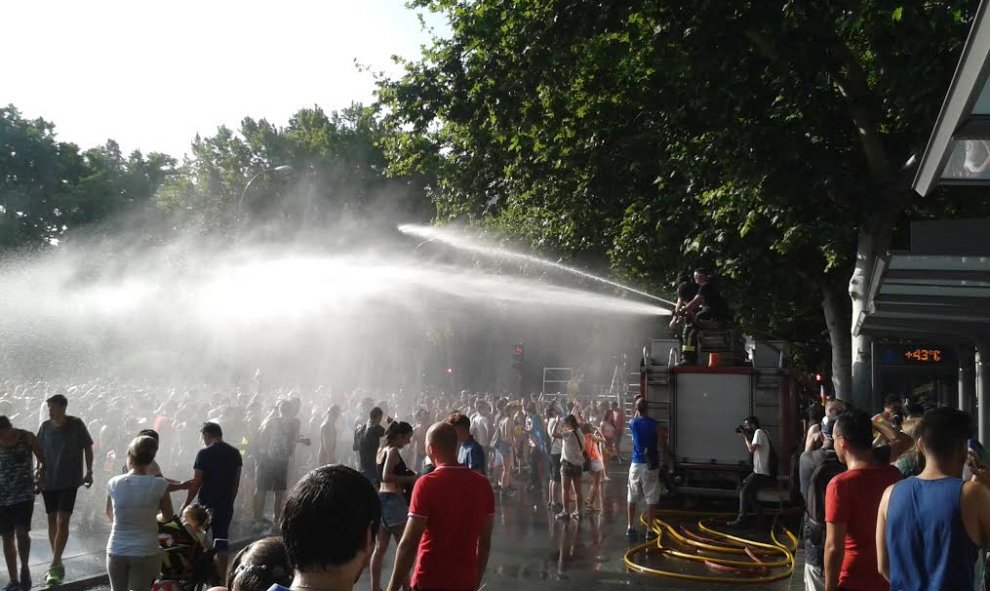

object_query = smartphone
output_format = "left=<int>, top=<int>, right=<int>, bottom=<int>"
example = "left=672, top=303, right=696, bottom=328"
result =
left=969, top=439, right=986, bottom=460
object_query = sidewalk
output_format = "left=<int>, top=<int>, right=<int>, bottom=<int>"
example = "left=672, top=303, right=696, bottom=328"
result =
left=23, top=520, right=264, bottom=591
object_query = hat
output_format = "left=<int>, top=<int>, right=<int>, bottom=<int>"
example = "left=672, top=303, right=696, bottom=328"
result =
left=46, top=394, right=68, bottom=407
left=821, top=414, right=837, bottom=440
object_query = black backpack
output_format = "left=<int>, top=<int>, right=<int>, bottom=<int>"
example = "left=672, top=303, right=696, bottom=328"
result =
left=768, top=442, right=780, bottom=480
left=804, top=450, right=845, bottom=565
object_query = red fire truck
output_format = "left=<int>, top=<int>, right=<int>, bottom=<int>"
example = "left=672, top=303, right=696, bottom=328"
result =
left=639, top=334, right=796, bottom=501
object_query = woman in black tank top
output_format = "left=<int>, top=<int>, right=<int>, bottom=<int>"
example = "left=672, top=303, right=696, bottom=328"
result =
left=370, top=421, right=416, bottom=591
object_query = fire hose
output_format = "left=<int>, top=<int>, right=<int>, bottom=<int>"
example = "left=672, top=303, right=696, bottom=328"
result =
left=623, top=509, right=798, bottom=585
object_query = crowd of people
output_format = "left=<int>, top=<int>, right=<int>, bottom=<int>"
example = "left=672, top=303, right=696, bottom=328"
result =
left=0, top=380, right=632, bottom=591
left=796, top=395, right=990, bottom=591
left=0, top=376, right=987, bottom=591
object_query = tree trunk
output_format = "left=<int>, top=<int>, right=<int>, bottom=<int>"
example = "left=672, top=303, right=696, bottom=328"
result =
left=821, top=278, right=852, bottom=399
left=849, top=225, right=891, bottom=410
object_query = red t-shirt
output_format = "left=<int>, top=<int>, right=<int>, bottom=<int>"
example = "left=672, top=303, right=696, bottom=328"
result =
left=825, top=464, right=901, bottom=591
left=408, top=464, right=496, bottom=590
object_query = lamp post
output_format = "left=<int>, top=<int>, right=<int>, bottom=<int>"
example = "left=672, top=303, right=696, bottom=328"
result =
left=237, top=165, right=295, bottom=215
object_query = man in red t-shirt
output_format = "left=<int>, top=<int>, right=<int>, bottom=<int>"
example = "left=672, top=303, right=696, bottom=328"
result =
left=824, top=411, right=901, bottom=591
left=387, top=421, right=495, bottom=591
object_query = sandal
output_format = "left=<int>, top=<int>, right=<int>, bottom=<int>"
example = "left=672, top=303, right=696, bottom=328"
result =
left=44, top=566, right=63, bottom=587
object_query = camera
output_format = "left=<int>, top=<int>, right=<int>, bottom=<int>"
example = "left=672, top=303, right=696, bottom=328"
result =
left=735, top=425, right=745, bottom=434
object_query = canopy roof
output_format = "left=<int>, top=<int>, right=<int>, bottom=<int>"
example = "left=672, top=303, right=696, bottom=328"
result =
left=914, top=0, right=990, bottom=196
left=855, top=253, right=990, bottom=340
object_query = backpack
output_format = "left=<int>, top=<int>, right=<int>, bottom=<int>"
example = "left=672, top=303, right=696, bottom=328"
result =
left=804, top=450, right=845, bottom=566
left=768, top=442, right=780, bottom=481
left=573, top=431, right=590, bottom=472
left=752, top=429, right=779, bottom=480
left=352, top=424, right=366, bottom=452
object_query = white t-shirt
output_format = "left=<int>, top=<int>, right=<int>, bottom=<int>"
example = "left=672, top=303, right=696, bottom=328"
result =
left=752, top=429, right=771, bottom=476
left=470, top=415, right=491, bottom=449
left=561, top=430, right=584, bottom=466
left=547, top=417, right=563, bottom=454
left=107, top=474, right=167, bottom=557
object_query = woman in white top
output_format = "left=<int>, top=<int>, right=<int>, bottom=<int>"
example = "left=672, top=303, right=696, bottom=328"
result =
left=557, top=414, right=584, bottom=521
left=546, top=404, right=564, bottom=512
left=105, top=436, right=173, bottom=591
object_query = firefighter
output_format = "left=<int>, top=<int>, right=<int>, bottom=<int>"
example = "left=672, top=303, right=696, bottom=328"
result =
left=673, top=268, right=730, bottom=365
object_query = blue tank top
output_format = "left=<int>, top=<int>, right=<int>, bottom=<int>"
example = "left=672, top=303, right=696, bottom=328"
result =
left=629, top=416, right=657, bottom=465
left=886, top=477, right=977, bottom=591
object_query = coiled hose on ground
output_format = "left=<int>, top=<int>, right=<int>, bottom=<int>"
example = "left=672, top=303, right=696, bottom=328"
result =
left=623, top=509, right=799, bottom=585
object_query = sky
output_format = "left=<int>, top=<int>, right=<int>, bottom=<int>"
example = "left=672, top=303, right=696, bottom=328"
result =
left=2, top=0, right=446, bottom=158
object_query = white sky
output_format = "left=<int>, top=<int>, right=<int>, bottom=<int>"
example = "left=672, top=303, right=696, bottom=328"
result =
left=2, top=0, right=446, bottom=158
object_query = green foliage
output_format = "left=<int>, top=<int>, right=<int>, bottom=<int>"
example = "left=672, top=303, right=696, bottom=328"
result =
left=378, top=0, right=979, bottom=361
left=0, top=105, right=175, bottom=249
left=154, top=103, right=434, bottom=234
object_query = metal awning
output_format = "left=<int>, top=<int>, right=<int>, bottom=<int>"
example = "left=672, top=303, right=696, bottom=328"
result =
left=914, top=0, right=990, bottom=196
left=854, top=254, right=990, bottom=339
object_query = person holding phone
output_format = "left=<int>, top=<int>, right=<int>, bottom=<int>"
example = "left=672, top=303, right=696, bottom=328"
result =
left=877, top=408, right=990, bottom=590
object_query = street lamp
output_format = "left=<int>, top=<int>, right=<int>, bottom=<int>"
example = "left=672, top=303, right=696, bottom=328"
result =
left=237, top=165, right=295, bottom=215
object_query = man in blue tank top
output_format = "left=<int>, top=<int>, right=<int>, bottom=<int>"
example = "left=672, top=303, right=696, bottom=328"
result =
left=625, top=398, right=672, bottom=540
left=877, top=408, right=987, bottom=591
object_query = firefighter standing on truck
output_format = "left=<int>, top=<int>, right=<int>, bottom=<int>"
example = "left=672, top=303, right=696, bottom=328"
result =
left=672, top=268, right=730, bottom=366
left=669, top=272, right=698, bottom=363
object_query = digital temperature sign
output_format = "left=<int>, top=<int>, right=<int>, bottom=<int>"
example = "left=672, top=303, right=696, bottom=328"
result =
left=877, top=344, right=956, bottom=366
left=903, top=348, right=942, bottom=363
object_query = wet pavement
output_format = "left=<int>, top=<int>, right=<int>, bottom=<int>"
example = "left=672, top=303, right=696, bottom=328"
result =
left=472, top=466, right=801, bottom=591
left=75, top=463, right=804, bottom=591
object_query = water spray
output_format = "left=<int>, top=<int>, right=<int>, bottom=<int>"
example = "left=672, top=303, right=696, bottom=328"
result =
left=399, top=224, right=676, bottom=310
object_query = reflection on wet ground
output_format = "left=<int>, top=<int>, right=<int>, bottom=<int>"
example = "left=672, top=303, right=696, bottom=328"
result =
left=477, top=467, right=799, bottom=591
left=84, top=464, right=802, bottom=591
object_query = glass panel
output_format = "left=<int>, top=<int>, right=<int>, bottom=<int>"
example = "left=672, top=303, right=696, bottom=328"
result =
left=940, top=139, right=990, bottom=180
left=974, top=78, right=990, bottom=115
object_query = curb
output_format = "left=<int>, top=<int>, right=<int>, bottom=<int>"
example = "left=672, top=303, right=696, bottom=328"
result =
left=39, top=535, right=262, bottom=591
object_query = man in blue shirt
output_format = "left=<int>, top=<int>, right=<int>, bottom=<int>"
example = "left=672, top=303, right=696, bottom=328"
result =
left=877, top=408, right=988, bottom=590
left=626, top=397, right=671, bottom=540
left=450, top=413, right=486, bottom=475
left=182, top=422, right=242, bottom=577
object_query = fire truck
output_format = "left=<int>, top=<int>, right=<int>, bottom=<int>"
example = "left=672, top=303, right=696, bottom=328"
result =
left=638, top=332, right=796, bottom=501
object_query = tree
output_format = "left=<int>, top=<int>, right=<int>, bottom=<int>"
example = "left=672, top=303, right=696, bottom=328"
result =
left=0, top=105, right=175, bottom=249
left=379, top=0, right=982, bottom=403
left=153, top=104, right=433, bottom=237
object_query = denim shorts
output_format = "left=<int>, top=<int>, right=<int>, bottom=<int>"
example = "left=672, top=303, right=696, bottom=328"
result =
left=379, top=492, right=408, bottom=530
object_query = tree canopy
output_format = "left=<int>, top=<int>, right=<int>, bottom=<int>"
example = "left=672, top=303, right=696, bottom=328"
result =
left=377, top=0, right=990, bottom=397
left=0, top=105, right=176, bottom=248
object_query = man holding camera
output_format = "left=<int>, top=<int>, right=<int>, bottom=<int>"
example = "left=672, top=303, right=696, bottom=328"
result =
left=728, top=416, right=771, bottom=527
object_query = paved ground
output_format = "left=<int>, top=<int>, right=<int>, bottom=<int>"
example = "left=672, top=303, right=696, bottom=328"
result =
left=71, top=463, right=805, bottom=591
left=475, top=470, right=802, bottom=591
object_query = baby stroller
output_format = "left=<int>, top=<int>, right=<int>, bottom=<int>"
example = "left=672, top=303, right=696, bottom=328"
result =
left=152, top=518, right=217, bottom=591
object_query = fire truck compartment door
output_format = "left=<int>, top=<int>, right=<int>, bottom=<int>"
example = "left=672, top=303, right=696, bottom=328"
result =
left=674, top=372, right=752, bottom=464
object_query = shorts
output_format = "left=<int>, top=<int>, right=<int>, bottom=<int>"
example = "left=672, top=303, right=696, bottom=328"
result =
left=203, top=504, right=232, bottom=552
left=560, top=459, right=583, bottom=479
left=379, top=492, right=408, bottom=530
left=256, top=459, right=289, bottom=492
left=549, top=454, right=562, bottom=483
left=627, top=463, right=660, bottom=505
left=42, top=488, right=78, bottom=515
left=0, top=500, right=33, bottom=534
left=589, top=459, right=604, bottom=473
left=495, top=441, right=512, bottom=457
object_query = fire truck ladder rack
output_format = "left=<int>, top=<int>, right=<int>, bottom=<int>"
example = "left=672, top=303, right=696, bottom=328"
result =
left=542, top=367, right=573, bottom=395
